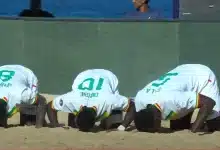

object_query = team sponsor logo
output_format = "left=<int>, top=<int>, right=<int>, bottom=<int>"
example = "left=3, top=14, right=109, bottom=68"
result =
left=146, top=87, right=161, bottom=94
left=80, top=92, right=99, bottom=98
left=0, top=70, right=15, bottom=88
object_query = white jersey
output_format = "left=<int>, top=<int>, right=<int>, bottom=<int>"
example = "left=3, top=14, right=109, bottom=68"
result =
left=0, top=65, right=38, bottom=117
left=136, top=91, right=199, bottom=120
left=135, top=64, right=220, bottom=120
left=72, top=69, right=119, bottom=96
left=52, top=69, right=129, bottom=121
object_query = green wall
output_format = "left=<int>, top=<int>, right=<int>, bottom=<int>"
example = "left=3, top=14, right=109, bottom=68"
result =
left=179, top=22, right=220, bottom=81
left=3, top=19, right=219, bottom=97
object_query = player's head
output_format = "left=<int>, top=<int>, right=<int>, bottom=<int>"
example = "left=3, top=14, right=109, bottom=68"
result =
left=0, top=99, right=7, bottom=120
left=76, top=106, right=97, bottom=132
left=134, top=104, right=161, bottom=132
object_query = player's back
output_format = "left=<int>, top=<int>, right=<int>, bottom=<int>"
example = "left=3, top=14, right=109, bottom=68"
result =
left=172, top=64, right=214, bottom=92
left=86, top=94, right=112, bottom=119
left=144, top=64, right=213, bottom=93
left=0, top=65, right=29, bottom=89
left=72, top=69, right=118, bottom=95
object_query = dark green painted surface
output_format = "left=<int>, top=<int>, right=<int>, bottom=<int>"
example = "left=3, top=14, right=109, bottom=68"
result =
left=179, top=22, right=220, bottom=83
left=0, top=19, right=179, bottom=96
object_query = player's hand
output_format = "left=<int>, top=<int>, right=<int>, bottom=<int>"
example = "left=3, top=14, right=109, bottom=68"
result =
left=106, top=125, right=126, bottom=132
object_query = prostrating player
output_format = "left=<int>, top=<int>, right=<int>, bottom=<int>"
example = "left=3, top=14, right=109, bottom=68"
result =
left=134, top=64, right=220, bottom=133
left=0, top=65, right=47, bottom=128
left=47, top=69, right=135, bottom=132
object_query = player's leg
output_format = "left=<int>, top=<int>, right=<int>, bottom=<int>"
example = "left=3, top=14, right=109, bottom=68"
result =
left=206, top=114, right=220, bottom=132
left=19, top=94, right=47, bottom=127
left=100, top=110, right=123, bottom=130
left=197, top=67, right=220, bottom=121
left=68, top=113, right=77, bottom=128
left=170, top=112, right=193, bottom=131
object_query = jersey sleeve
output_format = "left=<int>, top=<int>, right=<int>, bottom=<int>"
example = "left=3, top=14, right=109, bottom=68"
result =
left=169, top=91, right=200, bottom=110
left=51, top=91, right=79, bottom=114
left=109, top=93, right=130, bottom=112
left=106, top=71, right=119, bottom=94
left=134, top=90, right=151, bottom=112
left=25, top=68, right=38, bottom=99
left=19, top=67, right=39, bottom=104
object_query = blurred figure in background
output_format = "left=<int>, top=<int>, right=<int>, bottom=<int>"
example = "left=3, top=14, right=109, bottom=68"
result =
left=18, top=0, right=54, bottom=17
left=126, top=0, right=161, bottom=19
left=133, top=0, right=149, bottom=13
left=19, top=9, right=54, bottom=17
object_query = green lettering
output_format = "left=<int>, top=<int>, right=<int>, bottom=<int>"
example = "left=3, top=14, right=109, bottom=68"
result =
left=0, top=70, right=15, bottom=82
left=80, top=92, right=99, bottom=98
left=152, top=72, right=178, bottom=87
left=96, top=78, right=104, bottom=90
left=78, top=77, right=104, bottom=91
left=78, top=78, right=94, bottom=90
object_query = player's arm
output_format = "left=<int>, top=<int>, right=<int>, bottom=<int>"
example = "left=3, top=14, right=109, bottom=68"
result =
left=22, top=69, right=39, bottom=104
left=191, top=94, right=216, bottom=133
left=47, top=93, right=76, bottom=128
left=118, top=99, right=135, bottom=131
left=47, top=101, right=61, bottom=128
left=47, top=96, right=65, bottom=128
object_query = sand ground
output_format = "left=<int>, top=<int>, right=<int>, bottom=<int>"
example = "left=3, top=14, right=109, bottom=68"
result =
left=1, top=94, right=220, bottom=149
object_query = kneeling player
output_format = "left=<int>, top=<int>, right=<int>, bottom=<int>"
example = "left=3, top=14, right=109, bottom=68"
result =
left=134, top=64, right=220, bottom=133
left=47, top=69, right=135, bottom=132
left=135, top=91, right=215, bottom=133
left=0, top=65, right=47, bottom=128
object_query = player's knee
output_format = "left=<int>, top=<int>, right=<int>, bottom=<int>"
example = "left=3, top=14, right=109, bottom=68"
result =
left=76, top=106, right=96, bottom=132
left=68, top=113, right=77, bottom=128
left=206, top=117, right=220, bottom=132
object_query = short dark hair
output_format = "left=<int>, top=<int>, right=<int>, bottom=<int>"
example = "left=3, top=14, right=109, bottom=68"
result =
left=76, top=106, right=96, bottom=132
left=134, top=104, right=160, bottom=132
